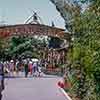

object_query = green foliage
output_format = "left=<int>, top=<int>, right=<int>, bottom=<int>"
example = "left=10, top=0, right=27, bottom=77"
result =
left=71, top=1, right=100, bottom=99
left=7, top=36, right=48, bottom=60
left=0, top=38, right=8, bottom=60
left=48, top=36, right=63, bottom=48
left=50, top=0, right=100, bottom=99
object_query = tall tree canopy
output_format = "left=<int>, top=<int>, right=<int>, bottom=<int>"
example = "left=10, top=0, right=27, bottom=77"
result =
left=6, top=36, right=48, bottom=60
left=50, top=0, right=100, bottom=99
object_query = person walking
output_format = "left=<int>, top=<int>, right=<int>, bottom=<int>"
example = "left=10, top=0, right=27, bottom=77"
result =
left=0, top=61, right=5, bottom=100
left=9, top=60, right=14, bottom=77
left=32, top=62, right=39, bottom=76
left=24, top=60, right=29, bottom=78
left=28, top=61, right=33, bottom=75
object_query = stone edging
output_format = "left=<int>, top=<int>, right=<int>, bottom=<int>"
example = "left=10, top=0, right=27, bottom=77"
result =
left=58, top=87, right=72, bottom=100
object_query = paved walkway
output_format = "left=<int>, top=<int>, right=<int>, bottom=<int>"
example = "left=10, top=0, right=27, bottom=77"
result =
left=2, top=74, right=66, bottom=100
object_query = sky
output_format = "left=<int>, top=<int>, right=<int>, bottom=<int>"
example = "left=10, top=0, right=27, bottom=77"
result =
left=0, top=0, right=65, bottom=28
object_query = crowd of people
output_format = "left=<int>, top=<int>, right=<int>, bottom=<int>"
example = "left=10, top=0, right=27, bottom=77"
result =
left=2, top=58, right=43, bottom=78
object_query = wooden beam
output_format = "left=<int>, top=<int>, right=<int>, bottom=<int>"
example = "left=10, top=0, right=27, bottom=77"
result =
left=0, top=24, right=65, bottom=38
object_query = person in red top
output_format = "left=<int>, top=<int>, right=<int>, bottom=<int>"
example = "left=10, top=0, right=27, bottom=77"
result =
left=28, top=61, right=33, bottom=75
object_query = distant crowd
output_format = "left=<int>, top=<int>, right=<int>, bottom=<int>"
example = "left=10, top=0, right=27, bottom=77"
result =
left=0, top=58, right=43, bottom=78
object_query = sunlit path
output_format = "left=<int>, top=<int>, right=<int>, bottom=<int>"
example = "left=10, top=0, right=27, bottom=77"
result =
left=2, top=75, right=66, bottom=100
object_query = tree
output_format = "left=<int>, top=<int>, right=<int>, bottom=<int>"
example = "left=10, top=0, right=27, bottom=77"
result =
left=7, top=36, right=48, bottom=60
left=50, top=0, right=100, bottom=99
left=0, top=37, right=8, bottom=61
left=50, top=0, right=81, bottom=31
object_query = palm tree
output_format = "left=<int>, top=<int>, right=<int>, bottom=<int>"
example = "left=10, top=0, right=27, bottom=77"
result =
left=50, top=0, right=81, bottom=31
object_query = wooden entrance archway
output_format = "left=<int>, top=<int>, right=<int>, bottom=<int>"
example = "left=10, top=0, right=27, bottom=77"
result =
left=0, top=23, right=65, bottom=38
left=0, top=23, right=68, bottom=72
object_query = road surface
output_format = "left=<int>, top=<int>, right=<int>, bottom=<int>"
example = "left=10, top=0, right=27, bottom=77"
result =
left=2, top=75, right=66, bottom=100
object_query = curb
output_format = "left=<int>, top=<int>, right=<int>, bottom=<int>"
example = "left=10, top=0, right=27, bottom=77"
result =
left=58, top=87, right=72, bottom=100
